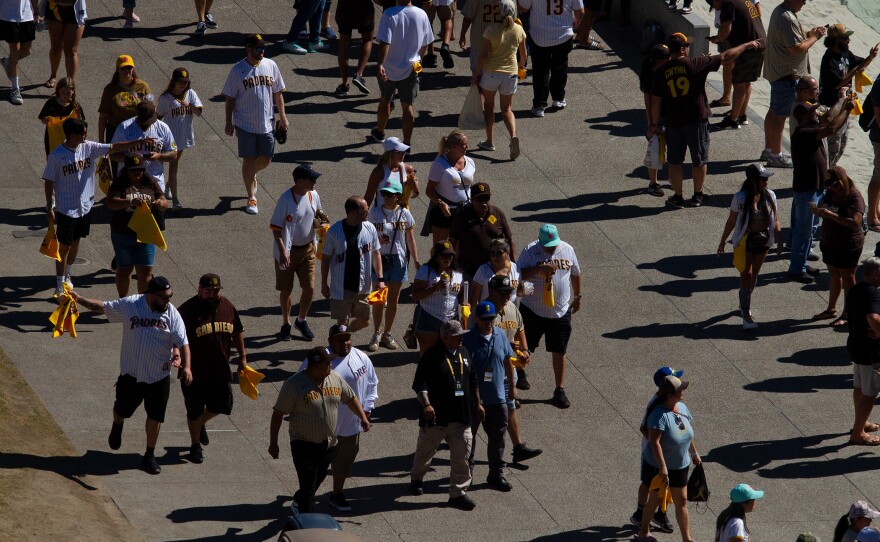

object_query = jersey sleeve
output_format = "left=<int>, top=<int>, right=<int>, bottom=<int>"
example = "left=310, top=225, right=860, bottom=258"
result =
left=414, top=264, right=430, bottom=282
left=420, top=13, right=434, bottom=47
left=518, top=0, right=533, bottom=10
left=221, top=66, right=240, bottom=99
left=779, top=11, right=805, bottom=48
left=322, top=225, right=341, bottom=258
left=269, top=193, right=288, bottom=231
left=42, top=155, right=58, bottom=183
left=369, top=223, right=381, bottom=252
left=110, top=123, right=125, bottom=144
left=376, top=12, right=393, bottom=44
left=403, top=208, right=415, bottom=229
left=103, top=297, right=132, bottom=323
left=189, top=89, right=204, bottom=109
left=232, top=305, right=244, bottom=335
left=169, top=309, right=189, bottom=347
left=273, top=378, right=299, bottom=414
left=88, top=141, right=112, bottom=160
left=569, top=247, right=581, bottom=276
left=155, top=94, right=172, bottom=117
left=161, top=124, right=177, bottom=152
left=719, top=2, right=735, bottom=23
left=571, top=0, right=584, bottom=10
left=272, top=62, right=286, bottom=93
left=339, top=376, right=356, bottom=404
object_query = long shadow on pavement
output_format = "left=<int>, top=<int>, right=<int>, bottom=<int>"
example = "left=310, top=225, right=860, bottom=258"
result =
left=603, top=312, right=832, bottom=341
left=777, top=346, right=851, bottom=367
left=0, top=450, right=151, bottom=489
left=744, top=373, right=852, bottom=393
left=529, top=524, right=635, bottom=541
left=703, top=433, right=846, bottom=473
left=167, top=494, right=291, bottom=542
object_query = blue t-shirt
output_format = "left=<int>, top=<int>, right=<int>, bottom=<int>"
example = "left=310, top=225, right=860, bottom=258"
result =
left=642, top=402, right=694, bottom=470
left=462, top=327, right=515, bottom=406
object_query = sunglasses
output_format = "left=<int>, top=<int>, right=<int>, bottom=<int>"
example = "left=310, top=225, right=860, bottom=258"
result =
left=474, top=196, right=490, bottom=203
left=249, top=46, right=265, bottom=53
left=119, top=66, right=134, bottom=71
left=673, top=413, right=686, bottom=431
left=152, top=292, right=173, bottom=300
left=490, top=250, right=507, bottom=257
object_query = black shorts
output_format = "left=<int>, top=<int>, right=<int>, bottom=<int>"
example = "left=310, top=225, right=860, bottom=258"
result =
left=427, top=202, right=462, bottom=230
left=0, top=19, right=36, bottom=43
left=114, top=374, right=171, bottom=423
left=55, top=210, right=92, bottom=245
left=821, top=242, right=863, bottom=269
left=182, top=378, right=234, bottom=420
left=45, top=4, right=78, bottom=25
left=732, top=49, right=764, bottom=85
left=665, top=121, right=709, bottom=166
left=641, top=459, right=689, bottom=489
left=521, top=304, right=572, bottom=354
left=745, top=231, right=770, bottom=254
left=583, top=0, right=602, bottom=11
left=335, top=0, right=375, bottom=35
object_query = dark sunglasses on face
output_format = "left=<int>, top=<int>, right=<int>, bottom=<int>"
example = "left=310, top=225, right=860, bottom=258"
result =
left=119, top=66, right=134, bottom=71
left=474, top=196, right=490, bottom=203
left=490, top=250, right=506, bottom=257
left=152, top=293, right=173, bottom=300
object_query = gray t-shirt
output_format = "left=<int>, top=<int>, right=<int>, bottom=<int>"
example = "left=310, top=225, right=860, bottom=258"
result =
left=763, top=3, right=808, bottom=82
left=273, top=370, right=355, bottom=445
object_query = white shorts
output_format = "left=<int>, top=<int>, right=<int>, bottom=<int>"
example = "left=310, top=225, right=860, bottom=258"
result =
left=643, top=134, right=666, bottom=170
left=480, top=71, right=518, bottom=95
left=432, top=0, right=454, bottom=6
left=854, top=363, right=880, bottom=397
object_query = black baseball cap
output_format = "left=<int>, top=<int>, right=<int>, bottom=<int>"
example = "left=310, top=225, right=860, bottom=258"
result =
left=293, top=164, right=321, bottom=182
left=667, top=32, right=690, bottom=51
left=199, top=273, right=222, bottom=289
left=146, top=276, right=172, bottom=294
left=244, top=33, right=265, bottom=48
left=488, top=274, right=514, bottom=292
left=650, top=44, right=671, bottom=60
left=125, top=153, right=146, bottom=170
left=745, top=163, right=774, bottom=179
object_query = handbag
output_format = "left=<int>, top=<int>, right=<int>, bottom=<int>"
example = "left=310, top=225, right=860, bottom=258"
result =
left=687, top=462, right=710, bottom=502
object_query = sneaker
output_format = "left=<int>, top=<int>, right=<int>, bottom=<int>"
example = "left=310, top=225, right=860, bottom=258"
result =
left=510, top=136, right=520, bottom=160
left=321, top=26, right=338, bottom=39
left=666, top=194, right=686, bottom=209
left=294, top=318, right=315, bottom=341
left=680, top=3, right=692, bottom=13
left=787, top=271, right=814, bottom=284
left=307, top=40, right=329, bottom=53
left=370, top=127, right=386, bottom=143
left=531, top=107, right=545, bottom=118
left=123, top=18, right=133, bottom=29
left=439, top=44, right=454, bottom=69
left=646, top=183, right=664, bottom=197
left=142, top=454, right=161, bottom=475
left=806, top=265, right=820, bottom=276
left=477, top=140, right=496, bottom=151
left=422, top=53, right=438, bottom=68
left=199, top=425, right=209, bottom=445
left=736, top=114, right=749, bottom=126
left=552, top=387, right=571, bottom=409
left=124, top=10, right=140, bottom=22
left=173, top=197, right=183, bottom=210
left=551, top=99, right=566, bottom=109
left=487, top=475, right=513, bottom=492
left=742, top=314, right=758, bottom=330
left=759, top=148, right=773, bottom=161
left=336, top=82, right=350, bottom=95
left=667, top=0, right=677, bottom=10
left=380, top=332, right=399, bottom=350
left=515, top=368, right=530, bottom=390
left=765, top=154, right=794, bottom=168
left=367, top=331, right=381, bottom=352
left=687, top=192, right=708, bottom=208
left=629, top=510, right=643, bottom=528
left=352, top=75, right=370, bottom=94
left=108, top=422, right=123, bottom=450
left=713, top=115, right=740, bottom=131
left=409, top=479, right=424, bottom=496
left=651, top=510, right=675, bottom=533
left=328, top=492, right=352, bottom=511
left=204, top=12, right=218, bottom=28
left=278, top=323, right=293, bottom=341
left=194, top=21, right=207, bottom=36
left=512, top=443, right=542, bottom=462
left=63, top=276, right=74, bottom=289
left=9, top=87, right=22, bottom=105
left=190, top=443, right=204, bottom=464
left=448, top=494, right=476, bottom=511
left=245, top=198, right=258, bottom=214
left=281, top=41, right=308, bottom=55
left=807, top=250, right=819, bottom=262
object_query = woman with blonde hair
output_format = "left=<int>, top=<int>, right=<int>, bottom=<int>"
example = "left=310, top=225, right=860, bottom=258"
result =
left=426, top=130, right=475, bottom=243
left=364, top=137, right=419, bottom=208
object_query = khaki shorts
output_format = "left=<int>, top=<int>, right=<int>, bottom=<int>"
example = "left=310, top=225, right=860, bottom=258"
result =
left=275, top=243, right=316, bottom=292
left=332, top=433, right=360, bottom=479
left=854, top=363, right=880, bottom=397
left=330, top=290, right=371, bottom=321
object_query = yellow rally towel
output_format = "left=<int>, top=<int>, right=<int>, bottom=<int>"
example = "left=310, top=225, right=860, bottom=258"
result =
left=315, top=224, right=330, bottom=260
left=542, top=279, right=555, bottom=307
left=367, top=287, right=388, bottom=305
left=461, top=304, right=471, bottom=328
left=649, top=474, right=674, bottom=513
left=733, top=235, right=747, bottom=274
left=49, top=285, right=79, bottom=338
left=40, top=221, right=61, bottom=262
left=238, top=365, right=266, bottom=400
left=856, top=71, right=873, bottom=94
left=128, top=203, right=167, bottom=250
left=401, top=174, right=416, bottom=209
left=658, top=133, right=667, bottom=166
left=97, top=156, right=113, bottom=196
left=852, top=94, right=865, bottom=116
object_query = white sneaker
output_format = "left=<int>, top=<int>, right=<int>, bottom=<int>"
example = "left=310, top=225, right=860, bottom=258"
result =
left=63, top=276, right=74, bottom=289
left=531, top=107, right=545, bottom=118
left=367, top=331, right=381, bottom=352
left=380, top=332, right=399, bottom=350
left=9, top=88, right=22, bottom=105
left=551, top=100, right=566, bottom=109
left=245, top=198, right=259, bottom=215
left=742, top=314, right=758, bottom=330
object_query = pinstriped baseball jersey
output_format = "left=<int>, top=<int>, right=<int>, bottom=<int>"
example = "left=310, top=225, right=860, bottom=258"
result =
left=462, top=0, right=504, bottom=67
left=111, top=118, right=177, bottom=189
left=322, top=221, right=380, bottom=298
left=517, top=0, right=583, bottom=47
left=518, top=239, right=580, bottom=318
left=222, top=58, right=285, bottom=134
left=414, top=264, right=463, bottom=321
left=273, top=369, right=356, bottom=445
left=155, top=89, right=203, bottom=150
left=368, top=204, right=414, bottom=268
left=42, top=141, right=111, bottom=218
left=473, top=261, right=521, bottom=304
left=103, top=295, right=189, bottom=384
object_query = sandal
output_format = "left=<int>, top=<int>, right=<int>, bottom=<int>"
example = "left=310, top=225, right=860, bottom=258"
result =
left=709, top=99, right=731, bottom=108
left=866, top=421, right=880, bottom=432
left=831, top=317, right=848, bottom=328
left=868, top=223, right=880, bottom=233
left=44, top=77, right=57, bottom=89
left=577, top=37, right=604, bottom=50
left=850, top=435, right=880, bottom=446
left=812, top=309, right=837, bottom=320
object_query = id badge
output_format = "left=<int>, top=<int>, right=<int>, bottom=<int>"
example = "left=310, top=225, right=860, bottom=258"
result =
left=483, top=370, right=493, bottom=383
left=454, top=381, right=464, bottom=397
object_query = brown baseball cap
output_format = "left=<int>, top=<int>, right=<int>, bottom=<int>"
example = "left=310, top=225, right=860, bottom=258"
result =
left=199, top=273, right=222, bottom=289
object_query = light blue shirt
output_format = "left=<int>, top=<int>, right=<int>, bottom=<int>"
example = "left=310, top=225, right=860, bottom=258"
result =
left=462, top=326, right=515, bottom=406
left=642, top=402, right=694, bottom=470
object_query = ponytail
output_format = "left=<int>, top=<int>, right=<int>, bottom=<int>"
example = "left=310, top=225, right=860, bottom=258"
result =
left=437, top=130, right=466, bottom=155
left=502, top=14, right=514, bottom=30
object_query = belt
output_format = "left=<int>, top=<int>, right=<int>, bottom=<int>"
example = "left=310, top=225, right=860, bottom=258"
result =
left=290, top=242, right=312, bottom=249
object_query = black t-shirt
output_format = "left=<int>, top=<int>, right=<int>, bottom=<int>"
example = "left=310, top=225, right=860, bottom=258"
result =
left=818, top=50, right=865, bottom=107
left=448, top=204, right=513, bottom=276
left=38, top=98, right=85, bottom=155
left=652, top=55, right=722, bottom=127
left=790, top=126, right=828, bottom=192
left=847, top=281, right=880, bottom=365
left=869, top=81, right=880, bottom=143
left=639, top=57, right=654, bottom=94
left=342, top=222, right=363, bottom=293
left=177, top=295, right=244, bottom=382
left=107, top=171, right=166, bottom=236
left=720, top=0, right=765, bottom=47
left=412, top=343, right=474, bottom=427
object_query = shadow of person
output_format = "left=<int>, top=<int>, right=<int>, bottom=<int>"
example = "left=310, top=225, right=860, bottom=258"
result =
left=0, top=449, right=149, bottom=490
left=167, top=495, right=292, bottom=542
left=702, top=433, right=846, bottom=473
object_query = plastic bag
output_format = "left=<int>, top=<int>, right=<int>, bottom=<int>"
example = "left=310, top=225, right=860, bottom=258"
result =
left=458, top=85, right=485, bottom=131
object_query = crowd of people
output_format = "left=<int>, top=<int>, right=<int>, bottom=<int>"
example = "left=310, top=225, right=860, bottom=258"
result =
left=7, top=0, right=880, bottom=536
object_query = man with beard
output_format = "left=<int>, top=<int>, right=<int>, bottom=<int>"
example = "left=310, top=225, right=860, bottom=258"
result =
left=69, top=276, right=191, bottom=475
left=110, top=100, right=178, bottom=192
left=176, top=273, right=247, bottom=465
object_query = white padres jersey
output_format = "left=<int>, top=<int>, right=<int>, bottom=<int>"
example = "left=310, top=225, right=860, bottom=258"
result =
left=42, top=141, right=111, bottom=218
left=415, top=264, right=463, bottom=321
left=270, top=189, right=322, bottom=260
left=368, top=205, right=414, bottom=268
left=322, top=221, right=380, bottom=298
left=517, top=0, right=583, bottom=47
left=155, top=89, right=203, bottom=150
left=297, top=347, right=379, bottom=437
left=473, top=261, right=521, bottom=305
left=222, top=58, right=285, bottom=134
left=103, top=295, right=189, bottom=384
left=518, top=239, right=580, bottom=318
left=111, top=118, right=177, bottom=189
left=0, top=0, right=34, bottom=21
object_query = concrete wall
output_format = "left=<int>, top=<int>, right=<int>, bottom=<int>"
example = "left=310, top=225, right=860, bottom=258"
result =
left=611, top=0, right=711, bottom=57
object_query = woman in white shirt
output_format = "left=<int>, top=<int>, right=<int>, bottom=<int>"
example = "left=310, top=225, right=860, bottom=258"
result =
left=410, top=240, right=464, bottom=354
left=364, top=136, right=419, bottom=209
left=714, top=484, right=764, bottom=542
left=426, top=130, right=475, bottom=243
left=156, top=67, right=203, bottom=210
left=470, top=238, right=520, bottom=306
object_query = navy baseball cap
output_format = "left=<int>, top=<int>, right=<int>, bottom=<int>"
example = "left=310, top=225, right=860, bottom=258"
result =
left=293, top=164, right=321, bottom=181
left=476, top=301, right=497, bottom=319
left=146, top=276, right=172, bottom=294
left=653, top=366, right=684, bottom=387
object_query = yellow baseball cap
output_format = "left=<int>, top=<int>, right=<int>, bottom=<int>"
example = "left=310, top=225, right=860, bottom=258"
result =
left=116, top=55, right=135, bottom=69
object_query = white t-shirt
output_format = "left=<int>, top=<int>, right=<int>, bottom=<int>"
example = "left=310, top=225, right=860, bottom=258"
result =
left=473, top=261, right=520, bottom=304
left=728, top=189, right=778, bottom=247
left=718, top=517, right=748, bottom=542
left=42, top=141, right=111, bottom=218
left=429, top=155, right=476, bottom=205
left=322, top=220, right=381, bottom=298
left=103, top=295, right=189, bottom=384
left=517, top=0, right=584, bottom=47
left=415, top=264, right=463, bottom=321
left=222, top=57, right=285, bottom=134
left=111, top=118, right=177, bottom=189
left=0, top=0, right=33, bottom=21
left=374, top=162, right=408, bottom=208
left=376, top=5, right=434, bottom=82
left=155, top=89, right=203, bottom=150
left=270, top=188, right=322, bottom=260
left=518, top=239, right=580, bottom=319
left=369, top=204, right=415, bottom=268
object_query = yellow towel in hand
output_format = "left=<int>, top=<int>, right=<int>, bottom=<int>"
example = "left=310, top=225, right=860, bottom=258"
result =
left=649, top=474, right=674, bottom=513
left=238, top=365, right=266, bottom=400
left=128, top=202, right=167, bottom=250
left=733, top=236, right=747, bottom=273
left=460, top=304, right=471, bottom=328
left=542, top=279, right=555, bottom=307
left=856, top=71, right=873, bottom=94
left=852, top=95, right=865, bottom=116
left=367, top=287, right=388, bottom=305
left=40, top=221, right=61, bottom=262
left=49, top=285, right=78, bottom=338
left=316, top=224, right=330, bottom=260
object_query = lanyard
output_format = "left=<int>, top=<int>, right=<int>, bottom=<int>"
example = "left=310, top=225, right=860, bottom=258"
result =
left=445, top=352, right=463, bottom=380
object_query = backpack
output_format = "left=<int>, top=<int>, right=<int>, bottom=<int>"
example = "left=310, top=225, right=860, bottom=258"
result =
left=641, top=19, right=663, bottom=54
left=859, top=92, right=875, bottom=132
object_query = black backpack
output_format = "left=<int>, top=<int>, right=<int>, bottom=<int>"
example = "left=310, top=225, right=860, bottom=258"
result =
left=859, top=92, right=875, bottom=132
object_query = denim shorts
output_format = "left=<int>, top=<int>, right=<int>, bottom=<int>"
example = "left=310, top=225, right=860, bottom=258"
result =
left=236, top=127, right=275, bottom=158
left=769, top=78, right=797, bottom=116
left=372, top=254, right=408, bottom=283
left=111, top=230, right=156, bottom=267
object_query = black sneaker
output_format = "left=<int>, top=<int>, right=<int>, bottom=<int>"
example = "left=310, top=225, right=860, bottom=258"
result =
left=108, top=422, right=123, bottom=450
left=629, top=509, right=642, bottom=528
left=666, top=195, right=686, bottom=209
left=736, top=114, right=749, bottom=126
left=200, top=425, right=209, bottom=445
left=336, top=83, right=350, bottom=95
left=515, top=368, right=530, bottom=390
left=787, top=271, right=814, bottom=284
left=806, top=265, right=820, bottom=276
left=713, top=115, right=740, bottom=131
left=370, top=127, right=386, bottom=143
left=329, top=492, right=352, bottom=511
left=448, top=494, right=476, bottom=510
left=512, top=443, right=542, bottom=462
left=352, top=75, right=370, bottom=94
left=667, top=0, right=677, bottom=10
left=278, top=323, right=293, bottom=341
left=651, top=510, right=675, bottom=533
left=294, top=318, right=315, bottom=341
left=687, top=192, right=708, bottom=208
left=111, top=256, right=118, bottom=271
left=142, top=454, right=161, bottom=475
left=439, top=44, right=454, bottom=69
left=422, top=53, right=437, bottom=68
left=487, top=475, right=513, bottom=492
left=190, top=443, right=204, bottom=464
left=680, top=2, right=692, bottom=12
left=409, top=479, right=424, bottom=495
left=646, top=183, right=664, bottom=197
left=552, top=387, right=571, bottom=409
